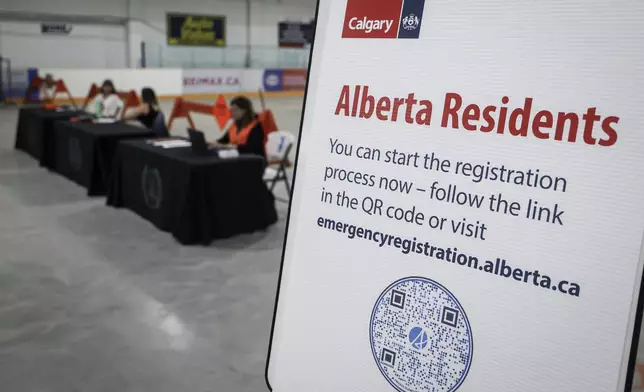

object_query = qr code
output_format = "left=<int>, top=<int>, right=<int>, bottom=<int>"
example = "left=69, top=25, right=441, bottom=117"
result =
left=370, top=277, right=473, bottom=392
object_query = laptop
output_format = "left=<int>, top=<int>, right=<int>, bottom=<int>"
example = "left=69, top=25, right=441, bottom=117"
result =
left=187, top=128, right=217, bottom=156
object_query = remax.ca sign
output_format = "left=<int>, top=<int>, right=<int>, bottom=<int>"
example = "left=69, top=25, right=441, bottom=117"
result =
left=182, top=69, right=242, bottom=94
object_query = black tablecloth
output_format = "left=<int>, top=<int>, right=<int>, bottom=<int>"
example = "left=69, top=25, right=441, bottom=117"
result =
left=14, top=108, right=81, bottom=167
left=106, top=139, right=278, bottom=245
left=52, top=121, right=155, bottom=196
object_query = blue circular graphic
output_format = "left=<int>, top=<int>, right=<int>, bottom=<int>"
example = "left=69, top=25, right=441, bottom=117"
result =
left=370, top=277, right=473, bottom=392
left=265, top=74, right=280, bottom=87
left=409, top=327, right=429, bottom=350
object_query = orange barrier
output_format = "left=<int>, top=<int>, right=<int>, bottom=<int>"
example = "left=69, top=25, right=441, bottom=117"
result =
left=213, top=95, right=232, bottom=129
left=257, top=90, right=289, bottom=165
left=168, top=95, right=280, bottom=144
left=82, top=83, right=141, bottom=118
left=168, top=97, right=214, bottom=130
left=168, top=96, right=278, bottom=132
left=258, top=110, right=278, bottom=135
left=168, top=95, right=232, bottom=131
left=82, top=84, right=140, bottom=108
left=81, top=84, right=100, bottom=109
left=258, top=89, right=267, bottom=111
left=119, top=90, right=141, bottom=117
left=256, top=90, right=280, bottom=147
left=24, top=76, right=76, bottom=107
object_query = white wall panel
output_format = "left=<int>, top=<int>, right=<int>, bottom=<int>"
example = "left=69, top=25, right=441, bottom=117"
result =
left=0, top=22, right=127, bottom=68
left=0, top=0, right=316, bottom=68
left=0, top=0, right=127, bottom=17
left=35, top=68, right=184, bottom=97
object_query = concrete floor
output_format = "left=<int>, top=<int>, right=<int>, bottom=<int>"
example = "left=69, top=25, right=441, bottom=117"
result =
left=3, top=96, right=644, bottom=391
left=0, top=97, right=301, bottom=392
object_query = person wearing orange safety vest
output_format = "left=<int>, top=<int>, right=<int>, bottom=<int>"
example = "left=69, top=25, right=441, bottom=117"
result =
left=213, top=96, right=265, bottom=158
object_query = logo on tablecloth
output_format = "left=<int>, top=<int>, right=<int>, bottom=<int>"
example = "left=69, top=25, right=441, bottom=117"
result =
left=68, top=137, right=82, bottom=171
left=141, top=166, right=162, bottom=210
left=370, top=277, right=473, bottom=392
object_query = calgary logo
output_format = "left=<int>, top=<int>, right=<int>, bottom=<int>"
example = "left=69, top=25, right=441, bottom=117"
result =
left=342, top=0, right=426, bottom=39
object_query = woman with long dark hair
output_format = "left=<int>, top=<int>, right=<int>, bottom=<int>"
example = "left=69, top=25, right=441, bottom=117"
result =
left=214, top=96, right=265, bottom=157
left=123, top=87, right=163, bottom=130
left=90, top=79, right=124, bottom=119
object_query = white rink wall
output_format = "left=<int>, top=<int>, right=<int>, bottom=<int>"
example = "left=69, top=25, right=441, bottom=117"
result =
left=27, top=68, right=301, bottom=99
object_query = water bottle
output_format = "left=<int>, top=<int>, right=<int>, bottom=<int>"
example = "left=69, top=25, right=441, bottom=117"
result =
left=96, top=100, right=103, bottom=119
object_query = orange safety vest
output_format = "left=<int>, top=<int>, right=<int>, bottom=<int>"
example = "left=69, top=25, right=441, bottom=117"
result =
left=228, top=119, right=261, bottom=145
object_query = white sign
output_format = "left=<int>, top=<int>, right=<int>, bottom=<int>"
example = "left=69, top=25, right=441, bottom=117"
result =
left=267, top=0, right=644, bottom=392
left=182, top=69, right=242, bottom=94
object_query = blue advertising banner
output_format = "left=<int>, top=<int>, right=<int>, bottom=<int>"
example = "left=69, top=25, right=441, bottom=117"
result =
left=263, top=69, right=284, bottom=92
left=27, top=68, right=39, bottom=101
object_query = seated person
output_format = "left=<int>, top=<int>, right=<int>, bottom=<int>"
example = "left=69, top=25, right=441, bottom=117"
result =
left=88, top=79, right=124, bottom=119
left=23, top=73, right=56, bottom=103
left=123, top=87, right=165, bottom=132
left=213, top=96, right=265, bottom=157
left=40, top=74, right=57, bottom=101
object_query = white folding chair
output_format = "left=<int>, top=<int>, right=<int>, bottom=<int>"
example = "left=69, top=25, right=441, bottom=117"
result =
left=264, top=131, right=295, bottom=202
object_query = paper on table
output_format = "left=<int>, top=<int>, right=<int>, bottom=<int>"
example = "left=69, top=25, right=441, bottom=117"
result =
left=153, top=140, right=192, bottom=149
left=94, top=118, right=117, bottom=124
left=218, top=148, right=239, bottom=158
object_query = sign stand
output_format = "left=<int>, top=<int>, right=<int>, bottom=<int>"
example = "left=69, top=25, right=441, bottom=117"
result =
left=266, top=1, right=644, bottom=391
left=627, top=284, right=644, bottom=390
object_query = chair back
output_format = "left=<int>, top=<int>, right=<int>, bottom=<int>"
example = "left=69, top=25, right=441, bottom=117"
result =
left=152, top=111, right=170, bottom=138
left=265, top=131, right=294, bottom=162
